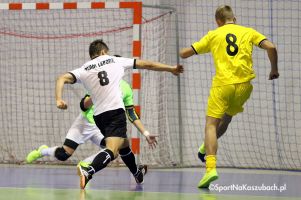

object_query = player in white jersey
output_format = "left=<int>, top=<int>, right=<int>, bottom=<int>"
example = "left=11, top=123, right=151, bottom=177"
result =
left=26, top=78, right=157, bottom=164
left=55, top=39, right=183, bottom=189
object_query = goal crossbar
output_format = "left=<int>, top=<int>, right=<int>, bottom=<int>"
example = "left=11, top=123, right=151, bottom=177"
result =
left=0, top=1, right=142, bottom=156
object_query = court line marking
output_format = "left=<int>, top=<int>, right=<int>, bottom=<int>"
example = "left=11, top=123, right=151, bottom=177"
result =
left=0, top=186, right=299, bottom=199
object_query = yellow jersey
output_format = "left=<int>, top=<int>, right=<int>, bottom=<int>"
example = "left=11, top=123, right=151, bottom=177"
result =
left=192, top=24, right=266, bottom=87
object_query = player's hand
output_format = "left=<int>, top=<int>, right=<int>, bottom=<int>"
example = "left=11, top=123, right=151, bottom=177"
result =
left=171, top=64, right=184, bottom=76
left=143, top=131, right=158, bottom=149
left=56, top=99, right=68, bottom=109
left=269, top=69, right=279, bottom=80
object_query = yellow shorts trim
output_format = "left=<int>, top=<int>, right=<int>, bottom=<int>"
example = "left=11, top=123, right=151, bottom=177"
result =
left=206, top=82, right=253, bottom=119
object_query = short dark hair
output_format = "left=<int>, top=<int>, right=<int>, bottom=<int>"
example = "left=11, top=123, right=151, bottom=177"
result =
left=215, top=5, right=234, bottom=23
left=89, top=39, right=109, bottom=59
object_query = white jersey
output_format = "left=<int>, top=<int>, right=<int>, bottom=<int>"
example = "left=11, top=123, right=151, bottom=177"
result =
left=70, top=55, right=135, bottom=116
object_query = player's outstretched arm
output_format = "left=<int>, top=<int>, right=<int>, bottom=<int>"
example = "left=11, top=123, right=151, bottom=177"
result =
left=135, top=59, right=183, bottom=76
left=55, top=73, right=75, bottom=109
left=260, top=40, right=279, bottom=80
left=179, top=47, right=195, bottom=59
left=125, top=106, right=158, bottom=149
left=133, top=118, right=158, bottom=150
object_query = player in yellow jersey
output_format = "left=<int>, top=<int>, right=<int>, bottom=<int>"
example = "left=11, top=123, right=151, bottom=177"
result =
left=180, top=5, right=279, bottom=188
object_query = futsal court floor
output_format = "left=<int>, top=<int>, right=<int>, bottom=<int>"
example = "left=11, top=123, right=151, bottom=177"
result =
left=0, top=164, right=300, bottom=200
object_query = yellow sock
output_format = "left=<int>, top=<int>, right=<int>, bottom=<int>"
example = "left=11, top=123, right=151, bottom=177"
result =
left=199, top=143, right=205, bottom=154
left=206, top=155, right=216, bottom=172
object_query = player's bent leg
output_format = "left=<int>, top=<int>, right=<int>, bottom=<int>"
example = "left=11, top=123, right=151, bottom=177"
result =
left=198, top=114, right=233, bottom=163
left=77, top=137, right=122, bottom=189
left=78, top=138, right=106, bottom=167
left=77, top=147, right=115, bottom=189
left=77, top=133, right=106, bottom=168
left=79, top=151, right=103, bottom=167
left=199, top=86, right=230, bottom=165
left=26, top=145, right=49, bottom=163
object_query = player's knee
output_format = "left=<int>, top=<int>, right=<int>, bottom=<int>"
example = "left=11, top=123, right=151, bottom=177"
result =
left=54, top=147, right=71, bottom=161
left=105, top=147, right=118, bottom=159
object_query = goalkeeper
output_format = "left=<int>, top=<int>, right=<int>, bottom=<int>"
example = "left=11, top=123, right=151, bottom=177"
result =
left=26, top=79, right=157, bottom=164
left=180, top=5, right=279, bottom=188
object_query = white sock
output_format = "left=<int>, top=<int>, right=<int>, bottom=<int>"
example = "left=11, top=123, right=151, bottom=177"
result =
left=41, top=146, right=58, bottom=157
left=83, top=149, right=105, bottom=163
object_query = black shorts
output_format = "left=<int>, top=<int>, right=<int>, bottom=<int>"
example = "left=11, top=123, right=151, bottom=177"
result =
left=93, top=108, right=127, bottom=139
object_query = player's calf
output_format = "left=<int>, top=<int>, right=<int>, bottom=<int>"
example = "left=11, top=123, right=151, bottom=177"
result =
left=77, top=148, right=114, bottom=189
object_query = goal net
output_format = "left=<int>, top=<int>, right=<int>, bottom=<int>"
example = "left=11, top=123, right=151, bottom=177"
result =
left=171, top=0, right=301, bottom=170
left=0, top=2, right=179, bottom=166
left=0, top=3, right=134, bottom=164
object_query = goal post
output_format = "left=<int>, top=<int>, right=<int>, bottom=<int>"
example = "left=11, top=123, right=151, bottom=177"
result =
left=0, top=1, right=144, bottom=163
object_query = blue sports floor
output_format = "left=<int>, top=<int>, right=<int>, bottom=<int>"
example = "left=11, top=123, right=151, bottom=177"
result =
left=0, top=164, right=300, bottom=200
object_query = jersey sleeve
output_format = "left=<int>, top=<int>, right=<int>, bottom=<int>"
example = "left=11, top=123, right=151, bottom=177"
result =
left=191, top=33, right=211, bottom=54
left=251, top=29, right=267, bottom=47
left=114, top=57, right=136, bottom=69
left=120, top=80, right=134, bottom=107
left=69, top=67, right=84, bottom=83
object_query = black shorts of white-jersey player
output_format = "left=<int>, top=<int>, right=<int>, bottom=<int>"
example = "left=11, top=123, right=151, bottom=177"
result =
left=55, top=39, right=183, bottom=189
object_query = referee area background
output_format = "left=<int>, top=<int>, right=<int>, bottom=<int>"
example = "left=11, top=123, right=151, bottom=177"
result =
left=0, top=0, right=300, bottom=200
